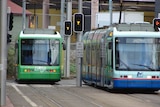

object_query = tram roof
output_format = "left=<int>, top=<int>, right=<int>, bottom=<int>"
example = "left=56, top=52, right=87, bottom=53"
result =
left=113, top=30, right=160, bottom=38
left=114, top=23, right=154, bottom=31
left=23, top=28, right=57, bottom=34
left=19, top=29, right=61, bottom=38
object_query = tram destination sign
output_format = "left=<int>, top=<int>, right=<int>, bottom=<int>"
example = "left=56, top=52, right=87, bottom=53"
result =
left=76, top=42, right=84, bottom=58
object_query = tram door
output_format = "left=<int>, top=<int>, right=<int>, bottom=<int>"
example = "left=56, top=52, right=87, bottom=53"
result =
left=95, top=32, right=102, bottom=85
left=96, top=31, right=105, bottom=86
left=91, top=32, right=98, bottom=84
left=105, top=40, right=113, bottom=86
left=82, top=32, right=89, bottom=81
left=87, top=32, right=94, bottom=83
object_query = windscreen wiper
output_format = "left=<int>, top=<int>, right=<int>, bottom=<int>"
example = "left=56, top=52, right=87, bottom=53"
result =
left=133, top=64, right=155, bottom=71
left=120, top=59, right=131, bottom=70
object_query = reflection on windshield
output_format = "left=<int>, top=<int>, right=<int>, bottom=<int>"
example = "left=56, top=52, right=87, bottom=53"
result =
left=21, top=39, right=60, bottom=66
left=115, top=37, right=160, bottom=71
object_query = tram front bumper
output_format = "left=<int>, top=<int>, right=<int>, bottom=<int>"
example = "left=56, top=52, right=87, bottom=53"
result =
left=17, top=72, right=61, bottom=81
left=113, top=79, right=160, bottom=89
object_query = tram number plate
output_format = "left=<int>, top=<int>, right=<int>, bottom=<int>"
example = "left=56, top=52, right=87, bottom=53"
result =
left=76, top=42, right=84, bottom=58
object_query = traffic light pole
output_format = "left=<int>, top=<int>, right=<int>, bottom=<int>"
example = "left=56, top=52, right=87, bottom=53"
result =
left=0, top=1, right=1, bottom=105
left=22, top=0, right=26, bottom=30
left=1, top=0, right=7, bottom=105
left=76, top=0, right=83, bottom=87
left=109, top=0, right=113, bottom=25
left=42, top=0, right=50, bottom=28
left=60, top=0, right=65, bottom=37
left=64, top=0, right=72, bottom=78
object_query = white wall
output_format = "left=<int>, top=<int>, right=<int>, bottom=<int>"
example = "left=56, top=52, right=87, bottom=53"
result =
left=96, top=11, right=144, bottom=28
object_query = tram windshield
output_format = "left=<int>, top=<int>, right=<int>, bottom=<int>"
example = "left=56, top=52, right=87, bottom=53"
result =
left=115, top=37, right=160, bottom=71
left=21, top=39, right=60, bottom=66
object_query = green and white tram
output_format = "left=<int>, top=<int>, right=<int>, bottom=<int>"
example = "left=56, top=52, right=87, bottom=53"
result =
left=15, top=29, right=63, bottom=82
left=82, top=23, right=160, bottom=91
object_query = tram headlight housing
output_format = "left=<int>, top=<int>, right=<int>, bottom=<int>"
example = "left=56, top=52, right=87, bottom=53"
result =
left=109, top=32, right=113, bottom=36
left=24, top=69, right=31, bottom=72
left=50, top=69, right=56, bottom=72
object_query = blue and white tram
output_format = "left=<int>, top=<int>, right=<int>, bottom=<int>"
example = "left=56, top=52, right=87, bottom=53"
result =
left=82, top=23, right=160, bottom=91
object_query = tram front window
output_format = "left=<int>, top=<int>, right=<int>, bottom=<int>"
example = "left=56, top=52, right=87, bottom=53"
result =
left=115, top=37, right=160, bottom=71
left=21, top=39, right=60, bottom=66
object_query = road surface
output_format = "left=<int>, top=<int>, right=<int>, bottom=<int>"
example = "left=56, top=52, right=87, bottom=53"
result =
left=5, top=78, right=160, bottom=107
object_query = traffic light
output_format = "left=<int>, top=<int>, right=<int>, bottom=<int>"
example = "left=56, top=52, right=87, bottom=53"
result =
left=64, top=21, right=72, bottom=35
left=153, top=18, right=160, bottom=31
left=9, top=12, right=14, bottom=31
left=73, top=13, right=84, bottom=32
left=7, top=33, right=12, bottom=43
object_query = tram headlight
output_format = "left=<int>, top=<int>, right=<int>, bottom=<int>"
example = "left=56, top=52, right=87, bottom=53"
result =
left=50, top=69, right=56, bottom=72
left=109, top=32, right=113, bottom=36
left=128, top=75, right=132, bottom=78
left=24, top=69, right=27, bottom=72
left=24, top=69, right=31, bottom=72
left=147, top=76, right=151, bottom=79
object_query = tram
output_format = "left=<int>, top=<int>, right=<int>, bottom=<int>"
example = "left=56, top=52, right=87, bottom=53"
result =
left=82, top=23, right=160, bottom=91
left=15, top=29, right=63, bottom=82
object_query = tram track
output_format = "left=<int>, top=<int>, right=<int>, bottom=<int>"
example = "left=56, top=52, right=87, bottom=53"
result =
left=6, top=80, right=160, bottom=107
left=126, top=92, right=160, bottom=107
left=28, top=84, right=105, bottom=107
left=53, top=86, right=104, bottom=107
left=10, top=83, right=60, bottom=107
left=28, top=84, right=64, bottom=107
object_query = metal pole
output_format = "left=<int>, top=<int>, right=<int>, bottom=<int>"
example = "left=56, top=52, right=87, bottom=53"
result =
left=61, top=0, right=65, bottom=77
left=22, top=0, right=26, bottom=30
left=60, top=0, right=65, bottom=38
left=0, top=0, right=1, bottom=105
left=155, top=0, right=160, bottom=18
left=1, top=0, right=7, bottom=105
left=78, top=0, right=83, bottom=41
left=119, top=0, right=123, bottom=24
left=76, top=0, right=83, bottom=87
left=91, top=0, right=99, bottom=29
left=109, top=0, right=113, bottom=25
left=65, top=0, right=72, bottom=78
left=33, top=3, right=37, bottom=29
left=43, top=0, right=49, bottom=28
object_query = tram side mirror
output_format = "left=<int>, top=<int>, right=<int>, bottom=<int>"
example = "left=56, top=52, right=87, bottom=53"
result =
left=62, top=42, right=66, bottom=50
